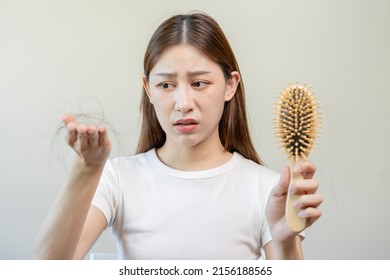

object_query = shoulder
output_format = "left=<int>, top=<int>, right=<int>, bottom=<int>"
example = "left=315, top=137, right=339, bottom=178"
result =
left=109, top=150, right=153, bottom=170
left=104, top=149, right=167, bottom=182
left=234, top=153, right=280, bottom=195
left=235, top=153, right=279, bottom=179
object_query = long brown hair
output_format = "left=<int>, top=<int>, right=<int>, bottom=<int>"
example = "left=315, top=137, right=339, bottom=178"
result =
left=136, top=13, right=262, bottom=165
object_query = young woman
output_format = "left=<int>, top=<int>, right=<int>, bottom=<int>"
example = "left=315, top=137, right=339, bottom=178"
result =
left=34, top=13, right=322, bottom=260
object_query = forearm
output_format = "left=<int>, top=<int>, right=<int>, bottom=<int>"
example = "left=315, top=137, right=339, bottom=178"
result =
left=34, top=159, right=105, bottom=259
left=272, top=236, right=303, bottom=260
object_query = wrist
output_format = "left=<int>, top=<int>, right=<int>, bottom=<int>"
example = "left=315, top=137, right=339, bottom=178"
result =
left=73, top=157, right=107, bottom=174
left=66, top=157, right=107, bottom=193
left=272, top=236, right=303, bottom=260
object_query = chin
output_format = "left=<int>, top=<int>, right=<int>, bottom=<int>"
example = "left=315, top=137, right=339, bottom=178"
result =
left=169, top=133, right=207, bottom=148
left=176, top=138, right=203, bottom=148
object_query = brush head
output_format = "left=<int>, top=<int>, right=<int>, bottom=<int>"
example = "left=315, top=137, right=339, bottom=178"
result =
left=274, top=81, right=320, bottom=161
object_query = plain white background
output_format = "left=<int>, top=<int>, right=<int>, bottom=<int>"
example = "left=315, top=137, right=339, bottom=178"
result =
left=0, top=0, right=389, bottom=259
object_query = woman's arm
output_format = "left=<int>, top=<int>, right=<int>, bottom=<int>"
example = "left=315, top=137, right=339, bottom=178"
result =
left=264, top=161, right=322, bottom=259
left=73, top=205, right=108, bottom=259
left=264, top=236, right=303, bottom=260
left=33, top=115, right=111, bottom=259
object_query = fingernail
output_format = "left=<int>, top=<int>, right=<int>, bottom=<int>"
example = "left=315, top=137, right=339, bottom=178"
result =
left=298, top=211, right=306, bottom=218
left=293, top=165, right=303, bottom=173
left=66, top=122, right=76, bottom=130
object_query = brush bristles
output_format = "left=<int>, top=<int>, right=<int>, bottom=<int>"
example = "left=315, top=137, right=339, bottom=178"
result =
left=273, top=81, right=320, bottom=161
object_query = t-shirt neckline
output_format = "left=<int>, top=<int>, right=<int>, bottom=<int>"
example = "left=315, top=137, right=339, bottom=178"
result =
left=146, top=148, right=242, bottom=179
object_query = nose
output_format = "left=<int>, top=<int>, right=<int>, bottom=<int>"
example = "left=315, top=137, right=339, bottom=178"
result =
left=175, top=85, right=194, bottom=113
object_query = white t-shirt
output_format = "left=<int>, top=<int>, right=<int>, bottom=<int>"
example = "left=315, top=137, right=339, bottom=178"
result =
left=92, top=149, right=280, bottom=259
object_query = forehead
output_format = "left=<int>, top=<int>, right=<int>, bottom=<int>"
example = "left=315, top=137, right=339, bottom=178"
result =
left=150, top=45, right=220, bottom=74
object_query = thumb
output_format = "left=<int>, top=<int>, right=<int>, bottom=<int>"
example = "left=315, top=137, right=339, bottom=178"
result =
left=272, top=166, right=291, bottom=197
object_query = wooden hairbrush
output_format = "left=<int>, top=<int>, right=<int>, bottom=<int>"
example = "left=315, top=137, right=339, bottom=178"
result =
left=274, top=81, right=320, bottom=232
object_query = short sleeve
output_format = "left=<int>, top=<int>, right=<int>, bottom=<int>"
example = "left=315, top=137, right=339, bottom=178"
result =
left=91, top=159, right=119, bottom=228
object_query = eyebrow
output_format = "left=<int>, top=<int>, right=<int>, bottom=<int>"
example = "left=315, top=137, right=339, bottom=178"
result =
left=154, top=71, right=211, bottom=78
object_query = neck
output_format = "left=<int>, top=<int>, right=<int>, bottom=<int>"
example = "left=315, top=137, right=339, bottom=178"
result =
left=156, top=138, right=232, bottom=171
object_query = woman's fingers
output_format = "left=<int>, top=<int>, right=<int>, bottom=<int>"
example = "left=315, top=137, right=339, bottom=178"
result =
left=290, top=159, right=323, bottom=230
left=61, top=114, right=77, bottom=126
left=63, top=114, right=79, bottom=148
left=290, top=179, right=319, bottom=195
left=293, top=159, right=316, bottom=179
left=61, top=114, right=111, bottom=164
left=66, top=121, right=78, bottom=147
left=87, top=126, right=99, bottom=148
left=77, top=124, right=89, bottom=153
left=296, top=193, right=323, bottom=209
left=98, top=126, right=110, bottom=148
left=298, top=207, right=322, bottom=226
left=295, top=191, right=323, bottom=227
left=66, top=122, right=107, bottom=150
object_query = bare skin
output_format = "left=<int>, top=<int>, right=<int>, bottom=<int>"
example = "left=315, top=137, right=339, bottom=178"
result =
left=34, top=115, right=110, bottom=259
left=264, top=162, right=322, bottom=259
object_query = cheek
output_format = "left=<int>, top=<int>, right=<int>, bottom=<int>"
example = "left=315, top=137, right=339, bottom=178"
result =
left=150, top=95, right=172, bottom=123
left=203, top=96, right=226, bottom=123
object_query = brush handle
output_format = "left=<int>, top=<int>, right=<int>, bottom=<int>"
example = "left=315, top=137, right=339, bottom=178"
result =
left=285, top=161, right=306, bottom=232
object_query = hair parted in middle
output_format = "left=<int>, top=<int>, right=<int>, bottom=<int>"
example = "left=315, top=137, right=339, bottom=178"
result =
left=136, top=12, right=262, bottom=165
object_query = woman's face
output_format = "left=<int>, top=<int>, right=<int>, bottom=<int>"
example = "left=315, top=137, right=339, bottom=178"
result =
left=143, top=45, right=240, bottom=149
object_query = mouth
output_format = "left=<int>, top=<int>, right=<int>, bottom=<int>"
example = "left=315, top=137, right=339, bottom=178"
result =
left=174, top=118, right=199, bottom=126
left=173, top=118, right=199, bottom=133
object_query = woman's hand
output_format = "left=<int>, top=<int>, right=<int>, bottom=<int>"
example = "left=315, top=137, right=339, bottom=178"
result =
left=61, top=114, right=111, bottom=167
left=265, top=160, right=323, bottom=242
left=34, top=114, right=111, bottom=259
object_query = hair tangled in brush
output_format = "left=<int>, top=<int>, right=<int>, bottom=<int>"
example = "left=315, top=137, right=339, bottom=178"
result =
left=274, top=81, right=321, bottom=161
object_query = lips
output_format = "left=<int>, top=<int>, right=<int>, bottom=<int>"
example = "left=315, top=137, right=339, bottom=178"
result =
left=174, top=118, right=199, bottom=133
left=174, top=118, right=199, bottom=125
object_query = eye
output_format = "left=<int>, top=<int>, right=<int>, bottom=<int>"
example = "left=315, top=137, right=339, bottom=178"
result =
left=191, top=81, right=208, bottom=88
left=157, top=82, right=175, bottom=89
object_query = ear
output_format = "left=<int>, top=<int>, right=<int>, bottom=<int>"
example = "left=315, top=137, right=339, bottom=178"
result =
left=224, top=71, right=240, bottom=101
left=142, top=75, right=153, bottom=103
